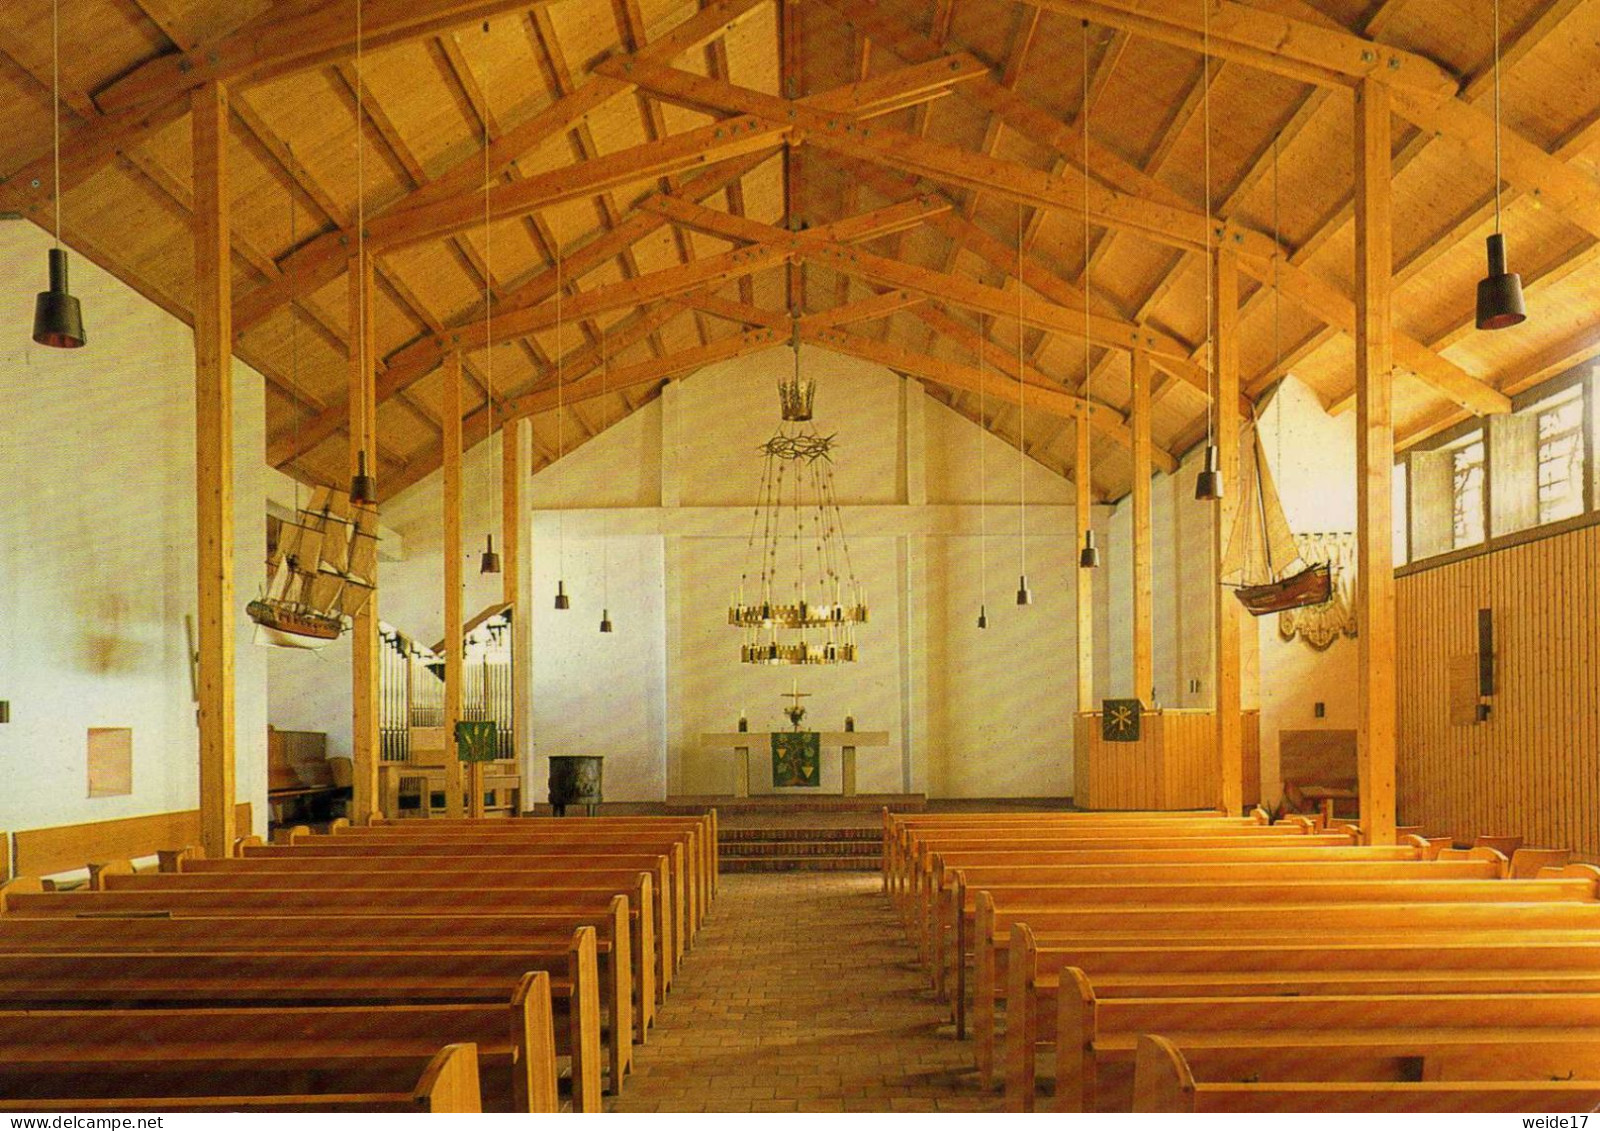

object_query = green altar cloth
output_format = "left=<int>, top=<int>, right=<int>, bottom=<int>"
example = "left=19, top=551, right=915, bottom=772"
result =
left=771, top=731, right=821, bottom=787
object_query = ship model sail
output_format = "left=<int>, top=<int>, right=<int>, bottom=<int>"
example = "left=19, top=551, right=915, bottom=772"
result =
left=248, top=486, right=378, bottom=649
left=1221, top=427, right=1332, bottom=616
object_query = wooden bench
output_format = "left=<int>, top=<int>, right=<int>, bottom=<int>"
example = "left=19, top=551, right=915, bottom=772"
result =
left=12, top=869, right=665, bottom=1044
left=0, top=932, right=599, bottom=1106
left=0, top=1041, right=484, bottom=1114
left=990, top=925, right=1600, bottom=1091
left=112, top=859, right=679, bottom=1002
left=1132, top=1033, right=1600, bottom=1113
left=346, top=815, right=716, bottom=929
left=1053, top=980, right=1600, bottom=1112
left=933, top=853, right=1509, bottom=1033
left=0, top=974, right=563, bottom=1112
left=0, top=888, right=626, bottom=1102
left=931, top=850, right=1513, bottom=997
left=361, top=813, right=719, bottom=906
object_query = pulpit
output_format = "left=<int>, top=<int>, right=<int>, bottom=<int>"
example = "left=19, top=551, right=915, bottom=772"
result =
left=700, top=729, right=890, bottom=797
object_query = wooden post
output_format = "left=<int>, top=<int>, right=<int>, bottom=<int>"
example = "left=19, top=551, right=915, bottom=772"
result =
left=1355, top=78, right=1398, bottom=845
left=348, top=252, right=381, bottom=822
left=494, top=415, right=520, bottom=817
left=443, top=354, right=467, bottom=819
left=1074, top=405, right=1095, bottom=713
left=1131, top=348, right=1154, bottom=704
left=1213, top=247, right=1243, bottom=815
left=192, top=80, right=236, bottom=859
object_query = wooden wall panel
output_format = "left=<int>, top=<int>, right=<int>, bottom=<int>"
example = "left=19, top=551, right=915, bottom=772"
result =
left=13, top=804, right=255, bottom=879
left=1397, top=524, right=1600, bottom=861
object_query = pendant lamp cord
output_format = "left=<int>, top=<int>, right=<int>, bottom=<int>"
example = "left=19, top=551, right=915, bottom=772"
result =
left=1493, top=0, right=1503, bottom=233
left=355, top=0, right=366, bottom=451
left=556, top=211, right=565, bottom=575
left=601, top=325, right=609, bottom=607
left=288, top=142, right=302, bottom=515
left=1082, top=20, right=1092, bottom=498
left=483, top=22, right=496, bottom=524
left=1202, top=0, right=1214, bottom=445
left=1017, top=204, right=1026, bottom=575
left=978, top=313, right=987, bottom=600
left=52, top=0, right=61, bottom=247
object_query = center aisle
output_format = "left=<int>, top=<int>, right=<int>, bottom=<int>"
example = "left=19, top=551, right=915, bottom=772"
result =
left=606, top=872, right=995, bottom=1113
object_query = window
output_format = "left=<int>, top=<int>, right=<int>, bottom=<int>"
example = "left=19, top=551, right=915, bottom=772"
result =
left=1535, top=384, right=1585, bottom=524
left=1451, top=432, right=1486, bottom=549
left=1392, top=461, right=1408, bottom=567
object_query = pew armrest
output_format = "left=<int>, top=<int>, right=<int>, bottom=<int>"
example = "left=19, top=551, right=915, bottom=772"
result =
left=1131, top=1035, right=1196, bottom=1114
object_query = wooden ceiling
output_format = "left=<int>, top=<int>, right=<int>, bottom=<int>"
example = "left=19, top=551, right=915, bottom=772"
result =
left=5, top=0, right=1600, bottom=503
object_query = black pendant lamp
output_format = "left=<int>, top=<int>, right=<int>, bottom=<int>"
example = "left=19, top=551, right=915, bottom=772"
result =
left=976, top=604, right=988, bottom=630
left=1195, top=443, right=1223, bottom=501
left=479, top=534, right=501, bottom=575
left=1476, top=0, right=1526, bottom=331
left=33, top=1, right=84, bottom=349
left=1079, top=529, right=1101, bottom=569
left=599, top=609, right=613, bottom=634
left=554, top=579, right=570, bottom=610
left=1016, top=575, right=1032, bottom=606
left=350, top=449, right=377, bottom=505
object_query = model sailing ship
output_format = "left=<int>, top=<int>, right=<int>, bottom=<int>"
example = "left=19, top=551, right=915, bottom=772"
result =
left=248, top=486, right=378, bottom=649
left=1222, top=427, right=1332, bottom=615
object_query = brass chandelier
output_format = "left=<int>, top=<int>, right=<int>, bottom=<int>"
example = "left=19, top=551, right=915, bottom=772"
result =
left=730, top=323, right=867, bottom=664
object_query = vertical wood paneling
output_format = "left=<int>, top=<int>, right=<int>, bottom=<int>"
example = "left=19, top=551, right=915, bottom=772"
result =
left=1397, top=523, right=1600, bottom=861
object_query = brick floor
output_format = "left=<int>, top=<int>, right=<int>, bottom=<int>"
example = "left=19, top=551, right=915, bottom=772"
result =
left=605, top=872, right=998, bottom=1113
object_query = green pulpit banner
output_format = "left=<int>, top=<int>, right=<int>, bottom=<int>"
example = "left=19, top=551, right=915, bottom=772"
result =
left=771, top=731, right=821, bottom=787
left=1101, top=699, right=1142, bottom=743
left=456, top=720, right=499, bottom=762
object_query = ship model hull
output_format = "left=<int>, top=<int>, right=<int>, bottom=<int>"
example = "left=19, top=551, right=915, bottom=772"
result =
left=247, top=600, right=342, bottom=650
left=1233, top=562, right=1332, bottom=616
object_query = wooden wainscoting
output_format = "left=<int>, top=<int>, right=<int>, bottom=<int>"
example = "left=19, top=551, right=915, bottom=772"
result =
left=1074, top=710, right=1259, bottom=811
left=12, top=803, right=254, bottom=878
left=1397, top=522, right=1599, bottom=860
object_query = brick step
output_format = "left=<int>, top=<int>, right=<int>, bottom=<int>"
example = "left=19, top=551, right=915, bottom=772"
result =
left=719, top=856, right=881, bottom=873
left=720, top=841, right=884, bottom=858
left=718, top=826, right=881, bottom=843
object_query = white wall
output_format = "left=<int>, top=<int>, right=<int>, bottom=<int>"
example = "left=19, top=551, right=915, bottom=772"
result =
left=0, top=221, right=267, bottom=840
left=508, top=346, right=1086, bottom=801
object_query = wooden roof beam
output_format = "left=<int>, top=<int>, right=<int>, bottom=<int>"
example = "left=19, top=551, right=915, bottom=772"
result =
left=233, top=0, right=772, bottom=332
left=912, top=302, right=1180, bottom=473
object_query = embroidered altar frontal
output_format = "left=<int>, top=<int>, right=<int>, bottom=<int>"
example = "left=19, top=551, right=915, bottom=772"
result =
left=771, top=731, right=821, bottom=787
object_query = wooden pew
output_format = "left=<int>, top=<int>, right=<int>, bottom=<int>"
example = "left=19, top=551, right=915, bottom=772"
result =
left=7, top=871, right=664, bottom=1046
left=932, top=851, right=1515, bottom=998
left=0, top=891, right=628, bottom=1100
left=989, top=926, right=1600, bottom=1091
left=1053, top=979, right=1600, bottom=1113
left=892, top=822, right=1322, bottom=909
left=1131, top=1034, right=1600, bottom=1113
left=0, top=973, right=564, bottom=1112
left=935, top=853, right=1508, bottom=1036
left=361, top=812, right=719, bottom=906
left=0, top=1042, right=486, bottom=1114
left=0, top=933, right=599, bottom=1104
left=236, top=842, right=679, bottom=982
left=109, top=860, right=678, bottom=1003
left=897, top=831, right=1343, bottom=925
left=344, top=816, right=714, bottom=931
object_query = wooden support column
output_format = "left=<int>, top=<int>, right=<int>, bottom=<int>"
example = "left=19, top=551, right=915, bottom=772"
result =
left=348, top=252, right=381, bottom=822
left=1355, top=78, right=1398, bottom=845
left=500, top=417, right=521, bottom=812
left=443, top=354, right=467, bottom=819
left=1213, top=248, right=1243, bottom=815
left=1130, top=348, right=1154, bottom=703
left=1074, top=406, right=1095, bottom=713
left=192, top=80, right=236, bottom=858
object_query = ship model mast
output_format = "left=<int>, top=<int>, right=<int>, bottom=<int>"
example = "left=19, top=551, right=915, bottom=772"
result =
left=248, top=486, right=378, bottom=649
